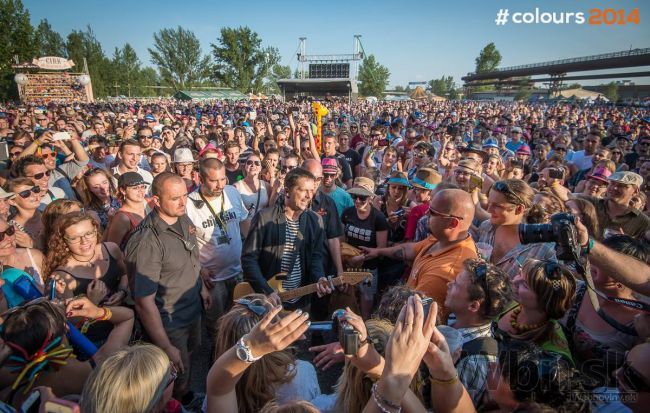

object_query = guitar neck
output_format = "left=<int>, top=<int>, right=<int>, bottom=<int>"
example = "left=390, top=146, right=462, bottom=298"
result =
left=278, top=277, right=345, bottom=302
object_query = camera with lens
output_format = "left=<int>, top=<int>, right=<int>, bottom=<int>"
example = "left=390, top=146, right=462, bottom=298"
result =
left=331, top=309, right=360, bottom=356
left=519, top=212, right=579, bottom=261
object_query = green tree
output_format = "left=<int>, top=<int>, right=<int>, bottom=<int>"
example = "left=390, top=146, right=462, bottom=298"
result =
left=604, top=81, right=619, bottom=103
left=428, top=75, right=458, bottom=98
left=139, top=67, right=160, bottom=97
left=357, top=55, right=390, bottom=98
left=264, top=63, right=291, bottom=94
left=149, top=26, right=211, bottom=91
left=394, top=85, right=405, bottom=92
left=474, top=43, right=502, bottom=73
left=293, top=68, right=302, bottom=79
left=65, top=26, right=112, bottom=98
left=0, top=0, right=36, bottom=99
left=211, top=26, right=280, bottom=93
left=34, top=19, right=66, bottom=57
left=111, top=43, right=143, bottom=96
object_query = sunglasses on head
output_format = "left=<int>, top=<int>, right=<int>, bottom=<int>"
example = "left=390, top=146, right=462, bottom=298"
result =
left=493, top=181, right=526, bottom=206
left=17, top=186, right=41, bottom=198
left=351, top=194, right=369, bottom=201
left=428, top=206, right=464, bottom=220
left=27, top=170, right=52, bottom=180
left=543, top=261, right=562, bottom=281
left=0, top=225, right=15, bottom=241
left=473, top=261, right=491, bottom=308
left=246, top=160, right=261, bottom=166
left=234, top=299, right=269, bottom=316
left=84, top=167, right=104, bottom=177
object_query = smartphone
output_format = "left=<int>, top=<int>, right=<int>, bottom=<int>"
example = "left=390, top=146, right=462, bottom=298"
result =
left=0, top=141, right=8, bottom=161
left=421, top=297, right=433, bottom=316
left=43, top=399, right=80, bottom=413
left=469, top=174, right=483, bottom=191
left=52, top=131, right=71, bottom=141
left=20, top=389, right=41, bottom=413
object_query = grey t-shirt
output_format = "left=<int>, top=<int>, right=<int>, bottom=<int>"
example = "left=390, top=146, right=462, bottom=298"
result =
left=49, top=159, right=89, bottom=200
left=126, top=210, right=202, bottom=330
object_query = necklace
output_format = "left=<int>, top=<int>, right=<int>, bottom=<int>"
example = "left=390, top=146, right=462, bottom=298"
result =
left=510, top=305, right=547, bottom=334
left=72, top=249, right=96, bottom=265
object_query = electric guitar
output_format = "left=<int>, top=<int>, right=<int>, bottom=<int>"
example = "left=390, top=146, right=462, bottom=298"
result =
left=233, top=270, right=372, bottom=302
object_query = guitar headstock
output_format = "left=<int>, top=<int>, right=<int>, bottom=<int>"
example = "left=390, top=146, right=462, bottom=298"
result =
left=340, top=268, right=373, bottom=286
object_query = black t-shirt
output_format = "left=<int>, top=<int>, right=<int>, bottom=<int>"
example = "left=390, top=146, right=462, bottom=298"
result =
left=341, top=206, right=389, bottom=269
left=225, top=167, right=244, bottom=184
left=340, top=149, right=361, bottom=174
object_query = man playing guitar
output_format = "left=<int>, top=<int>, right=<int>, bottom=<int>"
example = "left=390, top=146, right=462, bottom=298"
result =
left=241, top=168, right=333, bottom=309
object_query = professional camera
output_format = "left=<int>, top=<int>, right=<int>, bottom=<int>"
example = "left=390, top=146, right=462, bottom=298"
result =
left=518, top=212, right=580, bottom=261
left=331, top=309, right=360, bottom=356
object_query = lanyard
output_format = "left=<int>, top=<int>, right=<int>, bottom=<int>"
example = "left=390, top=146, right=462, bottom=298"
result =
left=199, top=190, right=228, bottom=236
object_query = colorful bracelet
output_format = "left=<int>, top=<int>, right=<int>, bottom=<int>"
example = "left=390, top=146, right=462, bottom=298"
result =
left=581, top=237, right=595, bottom=255
left=371, top=382, right=401, bottom=413
left=96, top=307, right=112, bottom=322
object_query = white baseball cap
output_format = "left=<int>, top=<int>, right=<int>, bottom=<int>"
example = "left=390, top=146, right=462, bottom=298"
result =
left=173, top=148, right=195, bottom=163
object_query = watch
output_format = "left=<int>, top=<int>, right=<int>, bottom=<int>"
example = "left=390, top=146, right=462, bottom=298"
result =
left=235, top=335, right=262, bottom=363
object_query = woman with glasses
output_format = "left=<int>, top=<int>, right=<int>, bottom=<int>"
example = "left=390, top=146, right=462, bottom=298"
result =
left=105, top=172, right=152, bottom=251
left=77, top=167, right=120, bottom=230
left=80, top=344, right=180, bottom=413
left=206, top=294, right=318, bottom=413
left=0, top=296, right=133, bottom=406
left=561, top=235, right=648, bottom=389
left=4, top=178, right=45, bottom=250
left=343, top=177, right=388, bottom=318
left=477, top=179, right=557, bottom=279
left=234, top=153, right=270, bottom=219
left=494, top=259, right=576, bottom=363
left=609, top=147, right=627, bottom=170
left=45, top=212, right=128, bottom=328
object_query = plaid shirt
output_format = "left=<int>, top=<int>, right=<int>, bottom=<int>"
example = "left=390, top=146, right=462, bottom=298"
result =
left=477, top=220, right=557, bottom=279
left=453, top=323, right=495, bottom=406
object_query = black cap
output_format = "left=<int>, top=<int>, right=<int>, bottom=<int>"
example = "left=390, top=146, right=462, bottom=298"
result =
left=118, top=171, right=145, bottom=187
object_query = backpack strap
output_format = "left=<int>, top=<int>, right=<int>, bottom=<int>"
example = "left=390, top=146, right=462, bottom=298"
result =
left=459, top=336, right=499, bottom=360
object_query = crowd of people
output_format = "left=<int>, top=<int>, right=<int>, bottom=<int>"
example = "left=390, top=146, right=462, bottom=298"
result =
left=0, top=97, right=649, bottom=413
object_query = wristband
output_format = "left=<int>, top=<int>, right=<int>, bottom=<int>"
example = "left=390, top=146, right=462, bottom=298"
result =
left=371, top=382, right=401, bottom=413
left=96, top=307, right=112, bottom=321
left=429, top=373, right=459, bottom=386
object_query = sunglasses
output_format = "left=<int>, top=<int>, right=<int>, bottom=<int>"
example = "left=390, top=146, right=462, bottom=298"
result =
left=0, top=225, right=16, bottom=241
left=0, top=297, right=58, bottom=321
left=493, top=181, right=526, bottom=206
left=281, top=165, right=297, bottom=173
left=17, top=185, right=41, bottom=199
left=246, top=160, right=261, bottom=166
left=351, top=194, right=369, bottom=201
left=138, top=135, right=153, bottom=139
left=473, top=262, right=491, bottom=308
left=39, top=153, right=57, bottom=160
left=543, top=261, right=562, bottom=281
left=234, top=299, right=269, bottom=316
left=27, top=170, right=52, bottom=180
left=428, top=206, right=464, bottom=220
left=9, top=151, right=22, bottom=158
left=166, top=364, right=178, bottom=388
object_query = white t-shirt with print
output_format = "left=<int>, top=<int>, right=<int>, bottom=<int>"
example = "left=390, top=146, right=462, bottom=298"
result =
left=186, top=185, right=249, bottom=281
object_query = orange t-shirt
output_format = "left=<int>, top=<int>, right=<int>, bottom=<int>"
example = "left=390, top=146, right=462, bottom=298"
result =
left=406, top=235, right=478, bottom=322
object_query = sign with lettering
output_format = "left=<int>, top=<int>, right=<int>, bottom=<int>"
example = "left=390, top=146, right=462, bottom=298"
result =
left=31, top=57, right=75, bottom=70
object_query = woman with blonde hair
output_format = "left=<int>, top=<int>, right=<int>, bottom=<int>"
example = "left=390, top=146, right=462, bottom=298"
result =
left=80, top=343, right=178, bottom=413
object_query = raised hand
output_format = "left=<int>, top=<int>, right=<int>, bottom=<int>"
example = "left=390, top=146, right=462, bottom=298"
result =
left=246, top=306, right=310, bottom=358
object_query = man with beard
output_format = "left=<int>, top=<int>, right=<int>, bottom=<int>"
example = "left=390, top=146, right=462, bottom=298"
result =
left=186, top=158, right=250, bottom=347
left=586, top=171, right=650, bottom=238
left=241, top=167, right=332, bottom=310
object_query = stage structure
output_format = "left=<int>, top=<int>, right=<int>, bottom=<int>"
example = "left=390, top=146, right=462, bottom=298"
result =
left=13, top=56, right=94, bottom=103
left=277, top=35, right=363, bottom=102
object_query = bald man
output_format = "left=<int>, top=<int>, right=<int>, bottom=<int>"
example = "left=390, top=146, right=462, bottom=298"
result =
left=302, top=160, right=345, bottom=281
left=360, top=189, right=478, bottom=322
left=126, top=172, right=209, bottom=406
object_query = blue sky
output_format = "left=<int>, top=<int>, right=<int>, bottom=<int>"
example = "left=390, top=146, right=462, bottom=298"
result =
left=24, top=0, right=650, bottom=87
